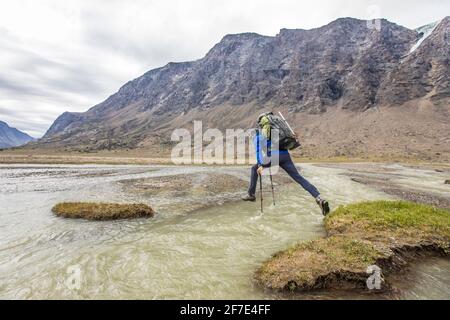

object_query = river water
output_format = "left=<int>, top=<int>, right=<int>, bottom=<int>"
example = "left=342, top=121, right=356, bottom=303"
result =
left=0, top=164, right=449, bottom=299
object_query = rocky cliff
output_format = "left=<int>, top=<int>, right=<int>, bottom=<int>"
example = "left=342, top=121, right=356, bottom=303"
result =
left=35, top=17, right=450, bottom=160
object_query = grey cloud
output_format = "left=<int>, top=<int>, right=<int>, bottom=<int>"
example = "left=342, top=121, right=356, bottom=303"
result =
left=0, top=72, right=101, bottom=109
left=79, top=16, right=202, bottom=68
left=0, top=29, right=132, bottom=136
left=0, top=106, right=56, bottom=138
left=0, top=42, right=113, bottom=98
left=0, top=76, right=46, bottom=98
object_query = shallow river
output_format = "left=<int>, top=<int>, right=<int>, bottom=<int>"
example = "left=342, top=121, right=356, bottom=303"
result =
left=0, top=164, right=449, bottom=299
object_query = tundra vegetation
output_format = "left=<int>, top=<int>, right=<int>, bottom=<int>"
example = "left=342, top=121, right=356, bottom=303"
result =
left=52, top=202, right=155, bottom=221
left=255, top=201, right=450, bottom=292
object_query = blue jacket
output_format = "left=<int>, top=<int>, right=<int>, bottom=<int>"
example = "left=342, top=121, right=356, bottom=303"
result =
left=254, top=131, right=289, bottom=166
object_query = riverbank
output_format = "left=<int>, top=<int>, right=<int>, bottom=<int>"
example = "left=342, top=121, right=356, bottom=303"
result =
left=2, top=149, right=450, bottom=166
left=0, top=152, right=170, bottom=165
left=255, top=201, right=450, bottom=293
left=319, top=163, right=450, bottom=210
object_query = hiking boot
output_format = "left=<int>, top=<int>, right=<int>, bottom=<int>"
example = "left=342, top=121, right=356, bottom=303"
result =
left=242, top=194, right=257, bottom=202
left=317, top=198, right=330, bottom=216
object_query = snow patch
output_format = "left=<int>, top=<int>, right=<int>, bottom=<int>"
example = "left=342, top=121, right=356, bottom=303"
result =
left=409, top=20, right=441, bottom=54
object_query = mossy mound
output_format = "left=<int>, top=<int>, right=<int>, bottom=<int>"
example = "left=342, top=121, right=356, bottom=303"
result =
left=52, top=202, right=155, bottom=221
left=256, top=237, right=384, bottom=292
left=326, top=201, right=450, bottom=246
left=255, top=201, right=450, bottom=293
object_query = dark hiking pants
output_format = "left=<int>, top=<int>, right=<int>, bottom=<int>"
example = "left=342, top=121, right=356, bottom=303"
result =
left=248, top=152, right=320, bottom=199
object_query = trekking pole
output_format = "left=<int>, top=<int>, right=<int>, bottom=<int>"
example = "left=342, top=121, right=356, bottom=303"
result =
left=259, top=172, right=264, bottom=213
left=269, top=167, right=276, bottom=206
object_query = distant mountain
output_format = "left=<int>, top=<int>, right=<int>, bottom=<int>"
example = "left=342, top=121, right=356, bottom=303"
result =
left=35, top=17, right=450, bottom=160
left=0, top=121, right=35, bottom=149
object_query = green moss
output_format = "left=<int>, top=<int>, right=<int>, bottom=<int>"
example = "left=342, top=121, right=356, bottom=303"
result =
left=256, top=201, right=450, bottom=292
left=299, top=237, right=381, bottom=266
left=326, top=201, right=450, bottom=240
left=52, top=202, right=155, bottom=221
left=255, top=236, right=382, bottom=291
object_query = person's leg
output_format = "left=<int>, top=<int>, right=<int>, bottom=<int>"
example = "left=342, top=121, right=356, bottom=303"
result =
left=247, top=164, right=259, bottom=197
left=279, top=153, right=321, bottom=199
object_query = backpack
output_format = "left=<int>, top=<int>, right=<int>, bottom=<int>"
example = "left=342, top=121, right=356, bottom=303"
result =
left=258, top=112, right=301, bottom=151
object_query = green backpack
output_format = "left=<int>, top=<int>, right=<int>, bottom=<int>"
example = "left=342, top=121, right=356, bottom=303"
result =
left=258, top=112, right=301, bottom=151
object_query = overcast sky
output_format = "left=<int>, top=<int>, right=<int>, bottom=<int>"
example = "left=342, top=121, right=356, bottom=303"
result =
left=0, top=0, right=448, bottom=137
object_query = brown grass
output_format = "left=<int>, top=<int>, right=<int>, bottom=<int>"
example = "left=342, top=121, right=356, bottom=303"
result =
left=52, top=202, right=155, bottom=221
left=256, top=237, right=383, bottom=292
left=2, top=148, right=450, bottom=166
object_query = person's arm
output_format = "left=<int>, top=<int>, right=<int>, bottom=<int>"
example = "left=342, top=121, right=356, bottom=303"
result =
left=255, top=133, right=263, bottom=166
left=255, top=132, right=271, bottom=168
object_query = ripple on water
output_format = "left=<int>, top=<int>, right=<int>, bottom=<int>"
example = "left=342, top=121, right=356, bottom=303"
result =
left=0, top=164, right=449, bottom=299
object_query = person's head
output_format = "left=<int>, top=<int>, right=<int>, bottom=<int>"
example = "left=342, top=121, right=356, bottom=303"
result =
left=257, top=112, right=273, bottom=128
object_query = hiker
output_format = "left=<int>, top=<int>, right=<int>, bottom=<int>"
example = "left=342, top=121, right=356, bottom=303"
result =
left=242, top=112, right=330, bottom=216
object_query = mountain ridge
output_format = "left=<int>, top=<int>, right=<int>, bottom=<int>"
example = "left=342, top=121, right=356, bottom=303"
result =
left=31, top=17, right=450, bottom=160
left=0, top=121, right=35, bottom=149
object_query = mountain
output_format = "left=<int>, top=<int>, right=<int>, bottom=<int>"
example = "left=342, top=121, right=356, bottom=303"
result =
left=35, top=17, right=450, bottom=160
left=409, top=20, right=440, bottom=54
left=0, top=121, right=35, bottom=149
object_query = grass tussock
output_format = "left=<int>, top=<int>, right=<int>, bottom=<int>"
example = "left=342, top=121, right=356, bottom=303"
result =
left=325, top=201, right=450, bottom=245
left=256, top=237, right=383, bottom=291
left=52, top=202, right=155, bottom=221
left=255, top=201, right=450, bottom=292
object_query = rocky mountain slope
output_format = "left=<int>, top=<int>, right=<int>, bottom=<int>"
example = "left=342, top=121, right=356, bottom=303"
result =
left=0, top=121, right=35, bottom=149
left=35, top=17, right=450, bottom=160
